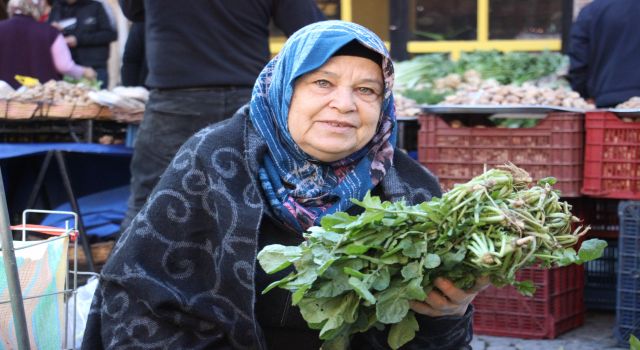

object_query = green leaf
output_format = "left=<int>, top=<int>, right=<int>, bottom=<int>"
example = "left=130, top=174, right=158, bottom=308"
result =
left=630, top=334, right=640, bottom=350
left=315, top=274, right=352, bottom=298
left=514, top=280, right=536, bottom=297
left=401, top=262, right=421, bottom=281
left=256, top=244, right=302, bottom=274
left=351, top=191, right=383, bottom=210
left=348, top=277, right=376, bottom=304
left=406, top=278, right=427, bottom=300
left=321, top=212, right=356, bottom=230
left=577, top=239, right=607, bottom=263
left=344, top=267, right=366, bottom=279
left=299, top=293, right=359, bottom=339
left=387, top=312, right=419, bottom=350
left=537, top=177, right=557, bottom=186
left=344, top=244, right=371, bottom=255
left=442, top=249, right=466, bottom=269
left=292, top=284, right=310, bottom=305
left=402, top=240, right=426, bottom=258
left=321, top=331, right=350, bottom=350
left=262, top=272, right=296, bottom=294
left=377, top=286, right=410, bottom=324
left=371, top=267, right=391, bottom=291
left=424, top=253, right=441, bottom=269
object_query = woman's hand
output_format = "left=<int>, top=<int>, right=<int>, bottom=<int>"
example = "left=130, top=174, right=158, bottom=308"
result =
left=82, top=67, right=97, bottom=80
left=410, top=276, right=490, bottom=317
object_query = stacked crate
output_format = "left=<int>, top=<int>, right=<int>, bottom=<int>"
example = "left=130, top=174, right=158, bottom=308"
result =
left=417, top=111, right=586, bottom=337
left=615, top=201, right=640, bottom=346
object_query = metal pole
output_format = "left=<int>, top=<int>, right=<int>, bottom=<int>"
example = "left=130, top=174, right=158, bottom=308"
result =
left=0, top=168, right=31, bottom=349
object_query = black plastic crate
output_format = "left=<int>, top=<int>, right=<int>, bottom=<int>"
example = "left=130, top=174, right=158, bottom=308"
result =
left=584, top=239, right=618, bottom=310
left=614, top=201, right=640, bottom=346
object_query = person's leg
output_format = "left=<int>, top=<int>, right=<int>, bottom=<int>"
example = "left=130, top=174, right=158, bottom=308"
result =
left=94, top=67, right=108, bottom=89
left=119, top=87, right=252, bottom=234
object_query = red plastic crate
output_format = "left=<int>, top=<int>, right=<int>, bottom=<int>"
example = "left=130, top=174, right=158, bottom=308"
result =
left=582, top=111, right=640, bottom=199
left=472, top=264, right=585, bottom=339
left=418, top=112, right=584, bottom=197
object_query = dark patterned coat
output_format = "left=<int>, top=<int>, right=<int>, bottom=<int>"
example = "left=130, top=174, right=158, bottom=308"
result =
left=81, top=106, right=473, bottom=349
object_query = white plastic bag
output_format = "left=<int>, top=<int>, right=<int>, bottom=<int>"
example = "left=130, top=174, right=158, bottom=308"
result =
left=66, top=276, right=99, bottom=348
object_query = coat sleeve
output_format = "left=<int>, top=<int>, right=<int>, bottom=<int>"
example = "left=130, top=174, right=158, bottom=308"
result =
left=272, top=0, right=326, bottom=37
left=118, top=0, right=144, bottom=21
left=75, top=3, right=117, bottom=46
left=81, top=133, right=251, bottom=350
left=567, top=5, right=593, bottom=98
left=121, top=22, right=146, bottom=86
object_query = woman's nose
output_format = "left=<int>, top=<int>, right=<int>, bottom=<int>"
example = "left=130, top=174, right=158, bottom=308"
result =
left=329, top=86, right=356, bottom=113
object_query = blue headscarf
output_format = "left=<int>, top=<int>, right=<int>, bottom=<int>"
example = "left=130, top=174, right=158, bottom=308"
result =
left=249, top=20, right=397, bottom=232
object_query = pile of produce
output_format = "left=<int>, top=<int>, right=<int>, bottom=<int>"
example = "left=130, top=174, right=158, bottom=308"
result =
left=257, top=164, right=606, bottom=350
left=616, top=96, right=640, bottom=109
left=394, top=94, right=422, bottom=117
left=394, top=51, right=569, bottom=105
left=440, top=81, right=594, bottom=109
left=7, top=79, right=96, bottom=105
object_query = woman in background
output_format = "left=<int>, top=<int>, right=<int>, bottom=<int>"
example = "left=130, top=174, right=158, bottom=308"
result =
left=0, top=0, right=95, bottom=89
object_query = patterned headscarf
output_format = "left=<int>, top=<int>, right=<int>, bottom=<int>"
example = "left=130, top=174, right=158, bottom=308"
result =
left=249, top=20, right=397, bottom=232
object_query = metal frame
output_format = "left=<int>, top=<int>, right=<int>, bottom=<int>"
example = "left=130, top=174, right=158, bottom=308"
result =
left=24, top=150, right=96, bottom=272
left=1, top=167, right=91, bottom=349
left=267, top=0, right=574, bottom=59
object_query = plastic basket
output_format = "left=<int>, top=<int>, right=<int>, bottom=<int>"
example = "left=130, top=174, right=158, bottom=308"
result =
left=472, top=264, right=584, bottom=339
left=6, top=100, right=41, bottom=119
left=0, top=99, right=7, bottom=118
left=70, top=103, right=103, bottom=119
left=418, top=112, right=584, bottom=197
left=582, top=111, right=640, bottom=199
left=614, top=201, right=640, bottom=346
left=43, top=102, right=75, bottom=119
left=584, top=238, right=617, bottom=310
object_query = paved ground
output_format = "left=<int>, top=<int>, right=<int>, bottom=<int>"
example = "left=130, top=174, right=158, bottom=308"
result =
left=470, top=311, right=629, bottom=350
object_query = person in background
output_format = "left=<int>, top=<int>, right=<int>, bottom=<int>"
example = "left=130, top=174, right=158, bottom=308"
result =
left=0, top=0, right=95, bottom=89
left=568, top=0, right=640, bottom=108
left=81, top=20, right=487, bottom=350
left=48, top=0, right=116, bottom=88
left=120, top=21, right=146, bottom=87
left=1, top=0, right=9, bottom=20
left=117, top=0, right=325, bottom=233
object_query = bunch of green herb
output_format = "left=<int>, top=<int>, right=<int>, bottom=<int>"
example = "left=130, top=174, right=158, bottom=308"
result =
left=455, top=50, right=568, bottom=85
left=257, top=164, right=606, bottom=350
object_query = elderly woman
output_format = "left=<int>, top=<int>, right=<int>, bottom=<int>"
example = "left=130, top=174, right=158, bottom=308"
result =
left=82, top=21, right=484, bottom=349
left=0, top=0, right=95, bottom=89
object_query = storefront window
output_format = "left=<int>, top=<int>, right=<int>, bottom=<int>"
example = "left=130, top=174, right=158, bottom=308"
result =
left=270, top=0, right=340, bottom=37
left=410, top=0, right=477, bottom=41
left=317, top=0, right=341, bottom=20
left=489, top=0, right=562, bottom=39
left=352, top=0, right=389, bottom=41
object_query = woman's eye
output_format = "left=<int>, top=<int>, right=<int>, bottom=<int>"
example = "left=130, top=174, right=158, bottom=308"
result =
left=314, top=80, right=331, bottom=88
left=357, top=87, right=376, bottom=95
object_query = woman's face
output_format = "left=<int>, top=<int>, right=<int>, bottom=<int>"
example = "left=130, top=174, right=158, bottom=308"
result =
left=287, top=55, right=384, bottom=163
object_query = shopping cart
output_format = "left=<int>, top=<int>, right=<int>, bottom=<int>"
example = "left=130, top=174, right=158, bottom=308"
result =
left=1, top=170, right=93, bottom=349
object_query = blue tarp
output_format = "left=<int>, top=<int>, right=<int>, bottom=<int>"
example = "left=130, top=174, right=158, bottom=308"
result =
left=41, top=185, right=129, bottom=239
left=0, top=143, right=132, bottom=159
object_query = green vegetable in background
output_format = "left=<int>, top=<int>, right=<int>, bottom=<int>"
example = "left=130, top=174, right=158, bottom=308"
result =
left=257, top=164, right=606, bottom=350
left=630, top=335, right=639, bottom=350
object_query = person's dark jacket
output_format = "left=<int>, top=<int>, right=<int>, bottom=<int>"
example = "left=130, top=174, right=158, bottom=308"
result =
left=568, top=0, right=640, bottom=107
left=118, top=0, right=325, bottom=89
left=48, top=0, right=116, bottom=69
left=120, top=21, right=147, bottom=86
left=0, top=15, right=60, bottom=89
left=81, top=106, right=473, bottom=350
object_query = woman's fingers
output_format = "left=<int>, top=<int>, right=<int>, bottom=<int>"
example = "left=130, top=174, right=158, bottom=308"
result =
left=433, top=277, right=473, bottom=305
left=410, top=277, right=492, bottom=317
